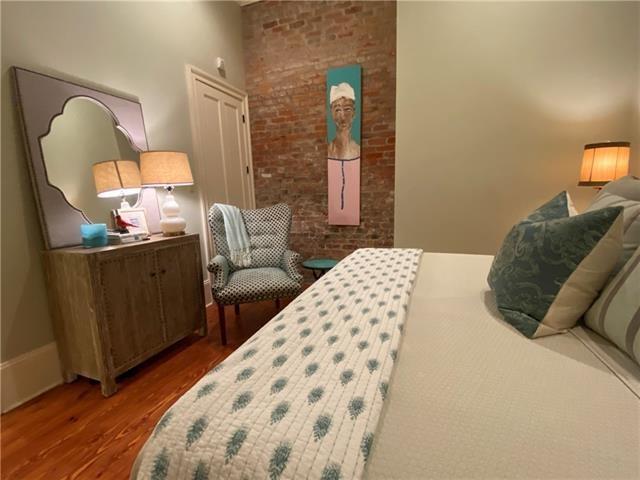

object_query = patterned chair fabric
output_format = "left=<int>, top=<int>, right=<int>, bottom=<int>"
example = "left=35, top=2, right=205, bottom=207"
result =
left=207, top=204, right=303, bottom=306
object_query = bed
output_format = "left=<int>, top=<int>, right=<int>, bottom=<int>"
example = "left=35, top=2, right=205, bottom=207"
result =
left=132, top=250, right=640, bottom=479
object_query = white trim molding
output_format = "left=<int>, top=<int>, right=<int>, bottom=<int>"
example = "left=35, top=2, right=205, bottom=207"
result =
left=204, top=278, right=213, bottom=307
left=1, top=342, right=63, bottom=413
left=184, top=63, right=256, bottom=268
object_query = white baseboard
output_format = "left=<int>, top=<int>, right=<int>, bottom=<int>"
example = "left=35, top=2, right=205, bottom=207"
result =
left=1, top=283, right=212, bottom=414
left=0, top=342, right=63, bottom=414
left=204, top=278, right=213, bottom=307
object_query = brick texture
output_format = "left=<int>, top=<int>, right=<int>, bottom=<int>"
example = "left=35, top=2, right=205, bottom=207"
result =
left=242, top=0, right=396, bottom=262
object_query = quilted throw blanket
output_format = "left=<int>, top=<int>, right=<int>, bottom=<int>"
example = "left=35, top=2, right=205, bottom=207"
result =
left=132, top=248, right=422, bottom=480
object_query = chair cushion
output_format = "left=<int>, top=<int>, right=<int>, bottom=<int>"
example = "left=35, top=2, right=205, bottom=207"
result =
left=488, top=191, right=624, bottom=338
left=213, top=267, right=302, bottom=305
left=209, top=204, right=291, bottom=271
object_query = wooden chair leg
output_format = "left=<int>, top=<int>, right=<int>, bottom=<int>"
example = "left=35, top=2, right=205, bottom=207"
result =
left=218, top=304, right=227, bottom=346
left=275, top=298, right=281, bottom=310
left=234, top=304, right=240, bottom=315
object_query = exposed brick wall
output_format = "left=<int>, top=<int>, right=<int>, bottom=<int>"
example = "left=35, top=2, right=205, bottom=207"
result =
left=242, top=0, right=396, bottom=261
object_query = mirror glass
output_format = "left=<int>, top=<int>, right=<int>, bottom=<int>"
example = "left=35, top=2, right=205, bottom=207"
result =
left=40, top=97, right=140, bottom=225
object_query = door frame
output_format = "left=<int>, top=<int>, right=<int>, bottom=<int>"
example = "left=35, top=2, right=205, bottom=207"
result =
left=185, top=64, right=256, bottom=268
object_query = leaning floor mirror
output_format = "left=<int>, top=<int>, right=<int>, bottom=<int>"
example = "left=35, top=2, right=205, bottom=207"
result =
left=12, top=67, right=161, bottom=249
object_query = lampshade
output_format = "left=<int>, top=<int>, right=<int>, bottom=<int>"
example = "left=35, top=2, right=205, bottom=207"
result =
left=139, top=151, right=194, bottom=187
left=579, top=141, right=630, bottom=187
left=92, top=160, right=141, bottom=198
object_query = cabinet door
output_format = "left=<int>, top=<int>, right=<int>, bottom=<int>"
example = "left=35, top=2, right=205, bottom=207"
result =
left=156, top=242, right=205, bottom=341
left=98, top=251, right=165, bottom=369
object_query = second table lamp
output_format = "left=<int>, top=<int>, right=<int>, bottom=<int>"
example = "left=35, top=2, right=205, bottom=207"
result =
left=140, top=151, right=194, bottom=236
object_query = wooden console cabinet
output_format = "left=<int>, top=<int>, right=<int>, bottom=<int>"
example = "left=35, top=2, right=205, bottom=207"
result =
left=43, top=234, right=207, bottom=396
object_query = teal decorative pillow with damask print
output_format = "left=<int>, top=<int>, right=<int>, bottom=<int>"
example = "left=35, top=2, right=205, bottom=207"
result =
left=488, top=192, right=624, bottom=338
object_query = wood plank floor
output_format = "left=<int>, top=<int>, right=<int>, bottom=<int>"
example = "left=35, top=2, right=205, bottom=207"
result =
left=0, top=301, right=288, bottom=479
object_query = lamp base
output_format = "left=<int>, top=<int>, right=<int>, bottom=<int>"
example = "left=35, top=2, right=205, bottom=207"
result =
left=160, top=190, right=187, bottom=236
left=161, top=230, right=186, bottom=237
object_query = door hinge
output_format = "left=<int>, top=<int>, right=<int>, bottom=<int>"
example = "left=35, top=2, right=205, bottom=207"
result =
left=242, top=114, right=246, bottom=123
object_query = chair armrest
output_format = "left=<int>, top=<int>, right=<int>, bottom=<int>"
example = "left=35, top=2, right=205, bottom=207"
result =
left=207, top=255, right=229, bottom=291
left=282, top=250, right=303, bottom=283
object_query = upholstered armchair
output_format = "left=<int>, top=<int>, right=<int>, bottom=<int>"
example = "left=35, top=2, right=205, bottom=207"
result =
left=207, top=203, right=303, bottom=344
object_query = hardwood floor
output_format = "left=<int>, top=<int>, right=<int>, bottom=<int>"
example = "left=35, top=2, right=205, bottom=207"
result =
left=0, top=301, right=288, bottom=479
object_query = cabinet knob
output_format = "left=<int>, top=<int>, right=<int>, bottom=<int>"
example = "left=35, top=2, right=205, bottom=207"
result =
left=160, top=269, right=167, bottom=275
left=150, top=272, right=157, bottom=277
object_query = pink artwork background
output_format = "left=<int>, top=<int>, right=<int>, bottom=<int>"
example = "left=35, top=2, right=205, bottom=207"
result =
left=328, top=159, right=360, bottom=225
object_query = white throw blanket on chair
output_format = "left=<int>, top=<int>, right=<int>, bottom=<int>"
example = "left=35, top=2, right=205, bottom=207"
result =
left=215, top=203, right=251, bottom=267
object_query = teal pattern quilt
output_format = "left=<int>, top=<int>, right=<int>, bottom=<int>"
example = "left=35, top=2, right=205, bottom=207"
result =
left=132, top=248, right=422, bottom=480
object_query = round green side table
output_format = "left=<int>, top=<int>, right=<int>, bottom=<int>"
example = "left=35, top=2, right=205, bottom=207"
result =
left=302, top=258, right=339, bottom=279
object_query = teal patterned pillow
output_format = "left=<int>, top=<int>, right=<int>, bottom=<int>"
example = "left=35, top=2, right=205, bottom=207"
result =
left=488, top=192, right=624, bottom=338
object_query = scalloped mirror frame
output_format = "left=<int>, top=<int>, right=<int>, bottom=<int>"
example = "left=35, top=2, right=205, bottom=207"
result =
left=12, top=67, right=161, bottom=249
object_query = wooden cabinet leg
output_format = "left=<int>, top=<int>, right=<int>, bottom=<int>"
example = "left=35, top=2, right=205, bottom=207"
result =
left=275, top=298, right=281, bottom=310
left=218, top=304, right=227, bottom=346
left=197, top=321, right=207, bottom=337
left=234, top=304, right=240, bottom=315
left=100, top=377, right=118, bottom=397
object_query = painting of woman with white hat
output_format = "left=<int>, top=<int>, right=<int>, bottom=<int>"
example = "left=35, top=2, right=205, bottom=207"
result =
left=327, top=65, right=361, bottom=225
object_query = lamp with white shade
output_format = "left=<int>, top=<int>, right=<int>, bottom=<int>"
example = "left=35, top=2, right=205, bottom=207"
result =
left=92, top=159, right=141, bottom=210
left=578, top=141, right=630, bottom=188
left=140, top=151, right=194, bottom=236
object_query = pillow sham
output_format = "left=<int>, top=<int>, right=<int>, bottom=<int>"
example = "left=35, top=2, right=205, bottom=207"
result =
left=585, top=175, right=640, bottom=275
left=488, top=192, right=624, bottom=338
left=584, top=247, right=640, bottom=365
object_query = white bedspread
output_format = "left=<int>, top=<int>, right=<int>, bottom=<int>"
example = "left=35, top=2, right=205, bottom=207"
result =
left=365, top=253, right=640, bottom=479
left=132, top=248, right=422, bottom=480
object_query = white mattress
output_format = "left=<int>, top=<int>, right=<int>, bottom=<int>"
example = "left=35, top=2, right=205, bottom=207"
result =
left=365, top=253, right=640, bottom=479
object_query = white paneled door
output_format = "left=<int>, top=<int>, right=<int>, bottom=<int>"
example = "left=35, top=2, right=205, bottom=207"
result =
left=186, top=65, right=255, bottom=261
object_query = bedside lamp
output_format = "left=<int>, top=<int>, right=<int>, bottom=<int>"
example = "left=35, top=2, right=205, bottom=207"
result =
left=140, top=151, right=194, bottom=236
left=92, top=160, right=141, bottom=210
left=578, top=141, right=630, bottom=188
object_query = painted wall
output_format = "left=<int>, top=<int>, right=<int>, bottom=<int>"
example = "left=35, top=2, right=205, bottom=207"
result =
left=242, top=1, right=396, bottom=260
left=1, top=1, right=245, bottom=362
left=395, top=1, right=640, bottom=255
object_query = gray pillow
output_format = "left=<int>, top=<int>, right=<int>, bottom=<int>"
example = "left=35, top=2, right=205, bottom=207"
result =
left=585, top=247, right=640, bottom=365
left=600, top=175, right=640, bottom=201
left=585, top=175, right=640, bottom=274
